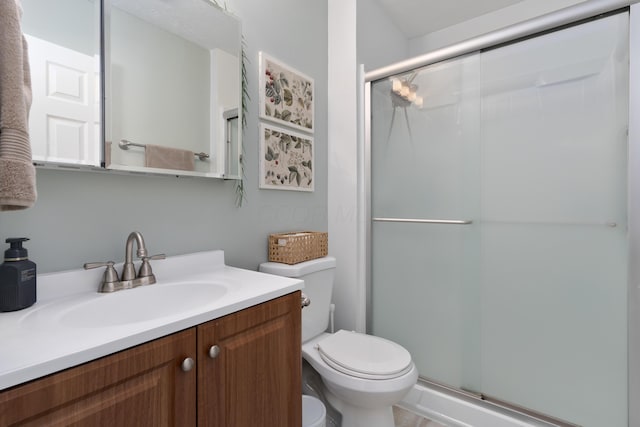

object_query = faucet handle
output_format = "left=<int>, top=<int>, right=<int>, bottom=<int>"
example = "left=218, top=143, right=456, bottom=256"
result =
left=138, top=253, right=166, bottom=278
left=84, top=261, right=120, bottom=292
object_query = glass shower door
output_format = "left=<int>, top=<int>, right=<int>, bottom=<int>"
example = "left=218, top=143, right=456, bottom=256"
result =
left=369, top=12, right=629, bottom=427
left=370, top=51, right=483, bottom=392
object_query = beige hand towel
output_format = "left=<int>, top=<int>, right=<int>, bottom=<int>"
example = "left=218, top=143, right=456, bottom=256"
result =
left=144, top=144, right=195, bottom=172
left=0, top=0, right=37, bottom=210
left=104, top=141, right=112, bottom=167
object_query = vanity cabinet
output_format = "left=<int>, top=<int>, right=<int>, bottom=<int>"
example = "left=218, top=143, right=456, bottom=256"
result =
left=0, top=292, right=301, bottom=427
left=198, top=290, right=302, bottom=426
left=0, top=329, right=197, bottom=426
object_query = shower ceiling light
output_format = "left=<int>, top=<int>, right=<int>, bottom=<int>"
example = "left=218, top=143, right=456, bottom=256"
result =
left=390, top=77, right=423, bottom=108
left=386, top=72, right=422, bottom=143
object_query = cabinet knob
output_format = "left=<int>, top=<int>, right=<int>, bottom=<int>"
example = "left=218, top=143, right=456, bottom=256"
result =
left=181, top=357, right=195, bottom=372
left=208, top=345, right=221, bottom=359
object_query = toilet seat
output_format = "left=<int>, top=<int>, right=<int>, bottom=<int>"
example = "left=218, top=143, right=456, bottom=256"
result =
left=315, top=330, right=413, bottom=380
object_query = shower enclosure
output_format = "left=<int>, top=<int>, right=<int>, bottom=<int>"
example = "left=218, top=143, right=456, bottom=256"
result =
left=366, top=6, right=635, bottom=427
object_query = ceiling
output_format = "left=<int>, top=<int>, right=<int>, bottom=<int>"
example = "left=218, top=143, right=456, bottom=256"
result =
left=374, top=0, right=527, bottom=39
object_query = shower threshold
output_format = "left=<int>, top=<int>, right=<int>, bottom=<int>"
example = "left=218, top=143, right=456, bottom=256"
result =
left=398, top=379, right=580, bottom=427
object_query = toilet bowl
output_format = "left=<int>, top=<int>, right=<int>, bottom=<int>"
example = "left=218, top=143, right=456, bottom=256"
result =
left=303, top=332, right=418, bottom=427
left=259, top=256, right=418, bottom=427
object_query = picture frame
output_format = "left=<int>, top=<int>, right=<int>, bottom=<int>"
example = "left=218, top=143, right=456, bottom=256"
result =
left=259, top=52, right=314, bottom=134
left=259, top=123, right=314, bottom=192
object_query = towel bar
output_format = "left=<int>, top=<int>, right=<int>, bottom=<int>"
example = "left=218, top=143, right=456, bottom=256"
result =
left=372, top=217, right=618, bottom=227
left=372, top=217, right=473, bottom=225
left=119, top=139, right=209, bottom=161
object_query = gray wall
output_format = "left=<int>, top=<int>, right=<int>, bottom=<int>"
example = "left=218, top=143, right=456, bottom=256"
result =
left=356, top=0, right=408, bottom=72
left=21, top=0, right=97, bottom=56
left=3, top=0, right=328, bottom=273
left=408, top=0, right=587, bottom=56
left=354, top=0, right=589, bottom=74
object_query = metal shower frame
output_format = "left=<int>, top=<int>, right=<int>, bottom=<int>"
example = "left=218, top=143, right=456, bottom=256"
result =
left=363, top=0, right=640, bottom=424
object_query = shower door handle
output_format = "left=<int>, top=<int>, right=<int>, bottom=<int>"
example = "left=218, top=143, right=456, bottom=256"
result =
left=372, top=217, right=473, bottom=225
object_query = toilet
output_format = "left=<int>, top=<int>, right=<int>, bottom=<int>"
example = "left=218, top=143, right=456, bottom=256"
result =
left=259, top=256, right=418, bottom=427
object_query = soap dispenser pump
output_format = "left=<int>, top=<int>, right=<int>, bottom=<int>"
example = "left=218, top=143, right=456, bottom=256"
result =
left=0, top=237, right=36, bottom=312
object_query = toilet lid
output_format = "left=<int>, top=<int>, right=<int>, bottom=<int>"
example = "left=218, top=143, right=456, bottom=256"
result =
left=316, top=330, right=413, bottom=380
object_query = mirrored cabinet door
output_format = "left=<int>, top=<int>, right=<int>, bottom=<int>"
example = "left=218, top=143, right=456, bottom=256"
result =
left=22, top=0, right=102, bottom=168
left=104, top=0, right=243, bottom=179
left=22, top=0, right=242, bottom=179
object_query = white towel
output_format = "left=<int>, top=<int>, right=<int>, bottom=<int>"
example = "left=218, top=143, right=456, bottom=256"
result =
left=0, top=0, right=37, bottom=210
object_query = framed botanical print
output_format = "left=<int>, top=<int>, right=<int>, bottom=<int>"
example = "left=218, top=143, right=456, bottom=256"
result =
left=259, top=52, right=314, bottom=134
left=259, top=123, right=314, bottom=192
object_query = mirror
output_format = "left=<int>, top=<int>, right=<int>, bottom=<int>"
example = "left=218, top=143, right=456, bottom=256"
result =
left=21, top=0, right=102, bottom=168
left=104, top=0, right=243, bottom=178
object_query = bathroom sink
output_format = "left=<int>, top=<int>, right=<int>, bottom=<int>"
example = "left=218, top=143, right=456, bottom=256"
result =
left=0, top=250, right=305, bottom=391
left=59, top=282, right=228, bottom=327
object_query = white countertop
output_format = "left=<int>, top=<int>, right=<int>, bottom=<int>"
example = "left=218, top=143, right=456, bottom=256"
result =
left=0, top=250, right=303, bottom=390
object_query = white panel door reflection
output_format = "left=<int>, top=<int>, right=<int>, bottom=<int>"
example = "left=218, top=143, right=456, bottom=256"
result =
left=27, top=34, right=100, bottom=166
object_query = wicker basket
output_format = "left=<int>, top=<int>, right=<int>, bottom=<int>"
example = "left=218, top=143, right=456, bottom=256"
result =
left=268, top=231, right=328, bottom=265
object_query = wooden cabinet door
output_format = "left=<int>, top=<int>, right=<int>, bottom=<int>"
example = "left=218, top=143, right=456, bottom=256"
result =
left=0, top=329, right=197, bottom=427
left=197, top=292, right=302, bottom=427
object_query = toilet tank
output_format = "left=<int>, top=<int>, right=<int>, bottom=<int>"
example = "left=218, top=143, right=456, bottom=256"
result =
left=259, top=256, right=336, bottom=342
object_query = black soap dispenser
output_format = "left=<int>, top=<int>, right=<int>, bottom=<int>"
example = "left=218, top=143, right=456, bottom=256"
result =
left=0, top=238, right=36, bottom=312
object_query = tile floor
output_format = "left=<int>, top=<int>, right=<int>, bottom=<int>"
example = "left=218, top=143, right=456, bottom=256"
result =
left=393, top=406, right=447, bottom=427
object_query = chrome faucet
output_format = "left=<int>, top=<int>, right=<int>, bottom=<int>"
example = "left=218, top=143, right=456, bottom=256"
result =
left=84, top=231, right=166, bottom=293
